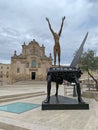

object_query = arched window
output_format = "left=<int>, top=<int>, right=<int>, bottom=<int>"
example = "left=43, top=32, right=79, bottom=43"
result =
left=31, top=60, right=36, bottom=68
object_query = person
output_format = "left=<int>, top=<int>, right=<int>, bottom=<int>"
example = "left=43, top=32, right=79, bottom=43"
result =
left=46, top=16, right=65, bottom=66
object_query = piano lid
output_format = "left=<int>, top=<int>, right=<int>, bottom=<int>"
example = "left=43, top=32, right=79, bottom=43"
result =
left=70, top=32, right=88, bottom=67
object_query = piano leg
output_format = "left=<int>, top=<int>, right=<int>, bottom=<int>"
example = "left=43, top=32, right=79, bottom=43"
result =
left=75, top=77, right=85, bottom=104
left=44, top=74, right=51, bottom=103
left=55, top=82, right=59, bottom=96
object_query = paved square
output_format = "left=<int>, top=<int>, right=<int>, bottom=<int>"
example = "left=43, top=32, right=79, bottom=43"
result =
left=0, top=81, right=98, bottom=130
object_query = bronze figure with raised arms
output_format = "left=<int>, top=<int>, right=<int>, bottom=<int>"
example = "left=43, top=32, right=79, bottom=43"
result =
left=46, top=16, right=65, bottom=66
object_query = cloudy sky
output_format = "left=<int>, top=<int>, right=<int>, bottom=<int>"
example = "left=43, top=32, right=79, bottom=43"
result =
left=0, top=0, right=98, bottom=64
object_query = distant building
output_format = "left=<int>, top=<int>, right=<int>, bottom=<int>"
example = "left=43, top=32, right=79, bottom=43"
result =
left=0, top=63, right=10, bottom=84
left=0, top=39, right=52, bottom=84
left=10, top=39, right=52, bottom=83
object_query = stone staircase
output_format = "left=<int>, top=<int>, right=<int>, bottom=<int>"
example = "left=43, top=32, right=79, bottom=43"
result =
left=14, top=80, right=47, bottom=85
left=0, top=91, right=46, bottom=103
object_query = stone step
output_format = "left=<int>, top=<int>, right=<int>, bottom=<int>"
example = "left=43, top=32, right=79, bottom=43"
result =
left=14, top=80, right=47, bottom=85
left=0, top=91, right=46, bottom=103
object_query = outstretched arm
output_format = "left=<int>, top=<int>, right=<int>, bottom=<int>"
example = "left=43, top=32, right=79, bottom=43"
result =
left=46, top=17, right=54, bottom=35
left=58, top=16, right=65, bottom=37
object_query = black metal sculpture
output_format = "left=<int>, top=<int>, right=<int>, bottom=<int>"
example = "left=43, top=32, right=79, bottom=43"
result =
left=44, top=32, right=88, bottom=104
left=44, top=67, right=83, bottom=103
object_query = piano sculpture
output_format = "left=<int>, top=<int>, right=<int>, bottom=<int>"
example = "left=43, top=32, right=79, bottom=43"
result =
left=42, top=17, right=89, bottom=110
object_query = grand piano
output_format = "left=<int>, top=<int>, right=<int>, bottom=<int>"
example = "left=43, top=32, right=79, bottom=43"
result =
left=42, top=32, right=89, bottom=110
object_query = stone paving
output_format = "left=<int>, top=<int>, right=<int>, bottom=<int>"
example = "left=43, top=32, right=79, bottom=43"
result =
left=0, top=81, right=98, bottom=130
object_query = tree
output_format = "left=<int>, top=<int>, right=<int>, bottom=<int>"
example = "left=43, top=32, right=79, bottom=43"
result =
left=78, top=49, right=98, bottom=91
left=88, top=70, right=98, bottom=91
left=79, top=50, right=97, bottom=71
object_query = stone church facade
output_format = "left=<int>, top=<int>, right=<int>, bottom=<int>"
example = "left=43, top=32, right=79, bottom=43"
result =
left=10, top=39, right=52, bottom=83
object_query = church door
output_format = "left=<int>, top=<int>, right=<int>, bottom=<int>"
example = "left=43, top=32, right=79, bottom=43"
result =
left=31, top=72, right=36, bottom=80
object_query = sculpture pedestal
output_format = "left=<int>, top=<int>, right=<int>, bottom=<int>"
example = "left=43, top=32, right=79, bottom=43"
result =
left=42, top=95, right=89, bottom=110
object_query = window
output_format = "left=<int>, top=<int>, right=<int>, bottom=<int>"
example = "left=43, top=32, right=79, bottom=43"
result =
left=17, top=68, right=20, bottom=73
left=0, top=71, right=3, bottom=78
left=1, top=66, right=3, bottom=69
left=31, top=60, right=36, bottom=68
left=7, top=66, right=9, bottom=69
left=6, top=72, right=9, bottom=78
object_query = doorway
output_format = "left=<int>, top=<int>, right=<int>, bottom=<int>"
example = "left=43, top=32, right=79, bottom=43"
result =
left=31, top=72, right=36, bottom=80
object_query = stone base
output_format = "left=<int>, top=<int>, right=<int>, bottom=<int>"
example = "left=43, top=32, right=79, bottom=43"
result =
left=42, top=95, right=89, bottom=110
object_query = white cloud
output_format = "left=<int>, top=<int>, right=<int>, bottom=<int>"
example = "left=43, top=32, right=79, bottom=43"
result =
left=0, top=0, right=98, bottom=64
